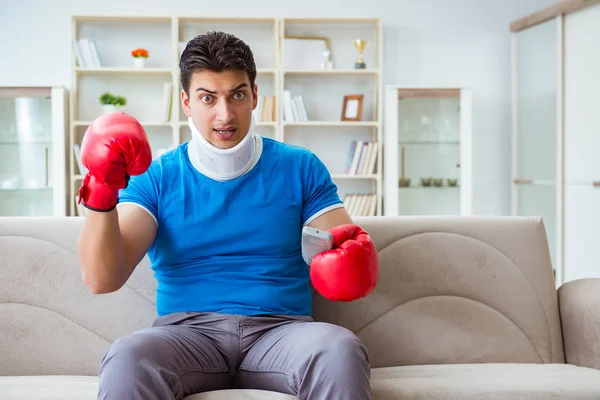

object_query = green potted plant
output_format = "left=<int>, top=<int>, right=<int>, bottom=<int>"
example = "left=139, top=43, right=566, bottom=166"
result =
left=99, top=92, right=127, bottom=114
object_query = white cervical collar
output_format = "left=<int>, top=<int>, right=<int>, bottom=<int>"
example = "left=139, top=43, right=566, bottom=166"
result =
left=187, top=115, right=262, bottom=181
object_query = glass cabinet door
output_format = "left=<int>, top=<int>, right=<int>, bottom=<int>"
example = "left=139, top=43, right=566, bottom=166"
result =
left=0, top=87, right=66, bottom=216
left=384, top=87, right=471, bottom=216
left=397, top=91, right=461, bottom=215
left=512, top=17, right=559, bottom=268
left=563, top=3, right=600, bottom=282
left=514, top=19, right=558, bottom=182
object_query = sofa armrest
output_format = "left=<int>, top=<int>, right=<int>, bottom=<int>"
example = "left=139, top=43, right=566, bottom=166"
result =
left=558, top=278, right=600, bottom=369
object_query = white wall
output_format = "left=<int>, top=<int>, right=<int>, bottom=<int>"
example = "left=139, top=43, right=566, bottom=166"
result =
left=0, top=0, right=557, bottom=215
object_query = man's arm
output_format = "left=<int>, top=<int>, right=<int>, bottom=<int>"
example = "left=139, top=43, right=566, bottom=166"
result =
left=300, top=151, right=378, bottom=302
left=78, top=205, right=157, bottom=294
left=76, top=111, right=156, bottom=294
left=308, top=207, right=353, bottom=231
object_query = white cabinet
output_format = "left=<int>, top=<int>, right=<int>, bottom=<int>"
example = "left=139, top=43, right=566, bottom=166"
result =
left=511, top=1, right=600, bottom=285
left=0, top=87, right=67, bottom=216
left=383, top=87, right=472, bottom=216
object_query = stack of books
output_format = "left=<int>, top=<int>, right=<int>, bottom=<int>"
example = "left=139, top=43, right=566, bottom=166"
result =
left=343, top=193, right=377, bottom=216
left=253, top=96, right=276, bottom=122
left=344, top=140, right=377, bottom=175
left=282, top=90, right=308, bottom=121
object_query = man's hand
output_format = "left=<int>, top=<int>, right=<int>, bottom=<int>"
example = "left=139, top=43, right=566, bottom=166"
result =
left=310, top=224, right=379, bottom=302
left=78, top=112, right=152, bottom=212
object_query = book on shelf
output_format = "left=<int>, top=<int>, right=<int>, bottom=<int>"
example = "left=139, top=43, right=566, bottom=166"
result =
left=343, top=193, right=377, bottom=217
left=73, top=39, right=102, bottom=68
left=344, top=140, right=377, bottom=175
left=283, top=90, right=308, bottom=122
left=253, top=95, right=276, bottom=122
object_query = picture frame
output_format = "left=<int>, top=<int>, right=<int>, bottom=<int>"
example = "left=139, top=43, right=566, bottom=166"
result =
left=341, top=94, right=364, bottom=121
left=284, top=35, right=330, bottom=50
left=283, top=35, right=331, bottom=70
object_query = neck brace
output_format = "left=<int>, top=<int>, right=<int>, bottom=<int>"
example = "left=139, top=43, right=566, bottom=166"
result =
left=187, top=116, right=262, bottom=181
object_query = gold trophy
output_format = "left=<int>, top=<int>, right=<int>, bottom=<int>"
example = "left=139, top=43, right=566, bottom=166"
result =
left=353, top=39, right=367, bottom=69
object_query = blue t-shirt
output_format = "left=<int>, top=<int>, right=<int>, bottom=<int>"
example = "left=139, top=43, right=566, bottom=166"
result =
left=118, top=137, right=343, bottom=317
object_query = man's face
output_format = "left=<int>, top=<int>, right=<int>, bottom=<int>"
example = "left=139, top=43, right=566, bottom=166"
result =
left=182, top=69, right=258, bottom=149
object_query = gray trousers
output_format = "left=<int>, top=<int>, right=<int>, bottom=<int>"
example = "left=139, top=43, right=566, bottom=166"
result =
left=97, top=312, right=371, bottom=400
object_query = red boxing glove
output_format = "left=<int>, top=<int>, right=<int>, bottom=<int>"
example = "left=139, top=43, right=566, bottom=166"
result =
left=310, top=224, right=379, bottom=302
left=78, top=112, right=152, bottom=212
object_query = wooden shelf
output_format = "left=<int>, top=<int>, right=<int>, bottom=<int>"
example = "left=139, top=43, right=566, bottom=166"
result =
left=399, top=140, right=460, bottom=145
left=74, top=67, right=172, bottom=74
left=72, top=15, right=171, bottom=23
left=74, top=121, right=172, bottom=127
left=257, top=68, right=277, bottom=74
left=178, top=121, right=276, bottom=127
left=179, top=17, right=277, bottom=24
left=284, top=69, right=379, bottom=76
left=284, top=121, right=379, bottom=127
left=283, top=17, right=379, bottom=25
left=398, top=185, right=460, bottom=189
left=331, top=174, right=379, bottom=180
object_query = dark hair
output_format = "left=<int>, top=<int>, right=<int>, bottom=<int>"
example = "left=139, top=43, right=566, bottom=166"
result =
left=180, top=31, right=257, bottom=96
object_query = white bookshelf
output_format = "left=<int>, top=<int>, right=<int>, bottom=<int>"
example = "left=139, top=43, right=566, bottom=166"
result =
left=69, top=16, right=382, bottom=217
left=279, top=17, right=383, bottom=217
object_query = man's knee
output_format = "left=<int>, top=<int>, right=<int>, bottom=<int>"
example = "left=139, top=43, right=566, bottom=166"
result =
left=297, top=323, right=371, bottom=399
left=100, top=329, right=163, bottom=374
left=306, top=323, right=370, bottom=366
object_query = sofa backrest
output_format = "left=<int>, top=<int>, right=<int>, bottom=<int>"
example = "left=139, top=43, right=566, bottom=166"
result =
left=0, top=216, right=157, bottom=376
left=315, top=215, right=565, bottom=368
left=0, top=215, right=564, bottom=376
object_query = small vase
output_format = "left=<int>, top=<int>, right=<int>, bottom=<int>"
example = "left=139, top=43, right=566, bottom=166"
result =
left=103, top=104, right=118, bottom=114
left=133, top=57, right=146, bottom=69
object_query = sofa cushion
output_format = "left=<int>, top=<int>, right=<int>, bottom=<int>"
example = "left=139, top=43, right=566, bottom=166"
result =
left=5, top=364, right=600, bottom=400
left=0, top=376, right=98, bottom=400
left=0, top=376, right=297, bottom=400
left=371, top=363, right=600, bottom=399
left=184, top=389, right=297, bottom=399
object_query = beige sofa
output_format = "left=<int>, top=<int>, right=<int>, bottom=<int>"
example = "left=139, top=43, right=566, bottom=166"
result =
left=1, top=215, right=600, bottom=399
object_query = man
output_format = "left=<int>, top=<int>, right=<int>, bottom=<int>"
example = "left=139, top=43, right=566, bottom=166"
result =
left=77, top=31, right=378, bottom=400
